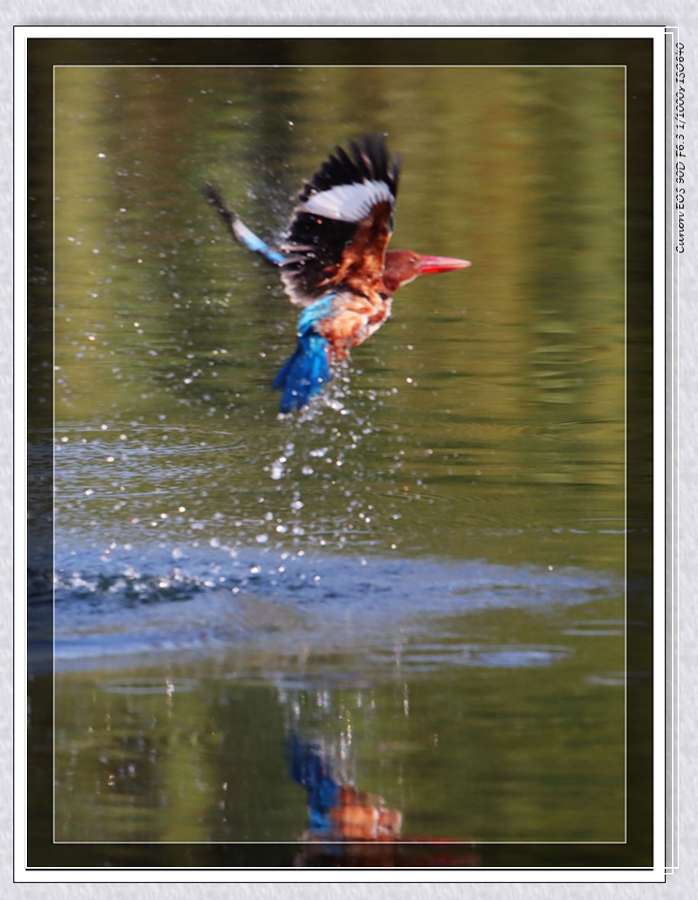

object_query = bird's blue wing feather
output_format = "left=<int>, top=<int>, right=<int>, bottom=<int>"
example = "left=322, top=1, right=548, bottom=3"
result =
left=232, top=217, right=285, bottom=265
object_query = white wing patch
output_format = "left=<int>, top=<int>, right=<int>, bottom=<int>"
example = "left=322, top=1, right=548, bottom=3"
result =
left=299, top=179, right=393, bottom=222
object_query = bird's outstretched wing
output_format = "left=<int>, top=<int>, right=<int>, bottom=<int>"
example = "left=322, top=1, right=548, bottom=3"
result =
left=204, top=182, right=285, bottom=266
left=279, top=135, right=401, bottom=307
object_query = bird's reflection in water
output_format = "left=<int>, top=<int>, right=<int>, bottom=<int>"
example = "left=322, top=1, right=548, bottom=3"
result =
left=287, top=733, right=481, bottom=868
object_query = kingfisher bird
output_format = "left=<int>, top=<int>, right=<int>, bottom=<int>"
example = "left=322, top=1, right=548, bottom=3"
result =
left=205, top=135, right=470, bottom=413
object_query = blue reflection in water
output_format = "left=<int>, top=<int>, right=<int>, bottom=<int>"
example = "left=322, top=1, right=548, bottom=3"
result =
left=287, top=733, right=340, bottom=837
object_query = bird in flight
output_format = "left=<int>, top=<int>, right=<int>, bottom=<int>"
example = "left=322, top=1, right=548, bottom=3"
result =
left=205, top=135, right=470, bottom=413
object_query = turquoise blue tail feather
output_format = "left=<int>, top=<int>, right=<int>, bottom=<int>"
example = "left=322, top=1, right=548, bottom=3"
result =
left=272, top=296, right=336, bottom=413
left=272, top=330, right=332, bottom=413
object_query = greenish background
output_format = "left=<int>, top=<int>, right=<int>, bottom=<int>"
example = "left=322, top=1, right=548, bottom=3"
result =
left=53, top=64, right=626, bottom=566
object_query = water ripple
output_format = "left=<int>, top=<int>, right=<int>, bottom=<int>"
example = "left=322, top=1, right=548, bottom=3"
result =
left=51, top=541, right=621, bottom=672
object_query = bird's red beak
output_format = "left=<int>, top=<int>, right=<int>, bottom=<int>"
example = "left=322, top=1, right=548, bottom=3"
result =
left=417, top=255, right=471, bottom=275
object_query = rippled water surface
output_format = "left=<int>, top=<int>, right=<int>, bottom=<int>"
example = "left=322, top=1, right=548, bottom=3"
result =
left=33, top=60, right=634, bottom=853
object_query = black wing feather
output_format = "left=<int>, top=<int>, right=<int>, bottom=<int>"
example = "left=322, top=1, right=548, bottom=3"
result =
left=280, top=135, right=401, bottom=306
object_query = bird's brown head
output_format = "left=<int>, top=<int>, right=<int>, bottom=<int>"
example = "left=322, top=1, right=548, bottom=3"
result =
left=382, top=249, right=470, bottom=293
